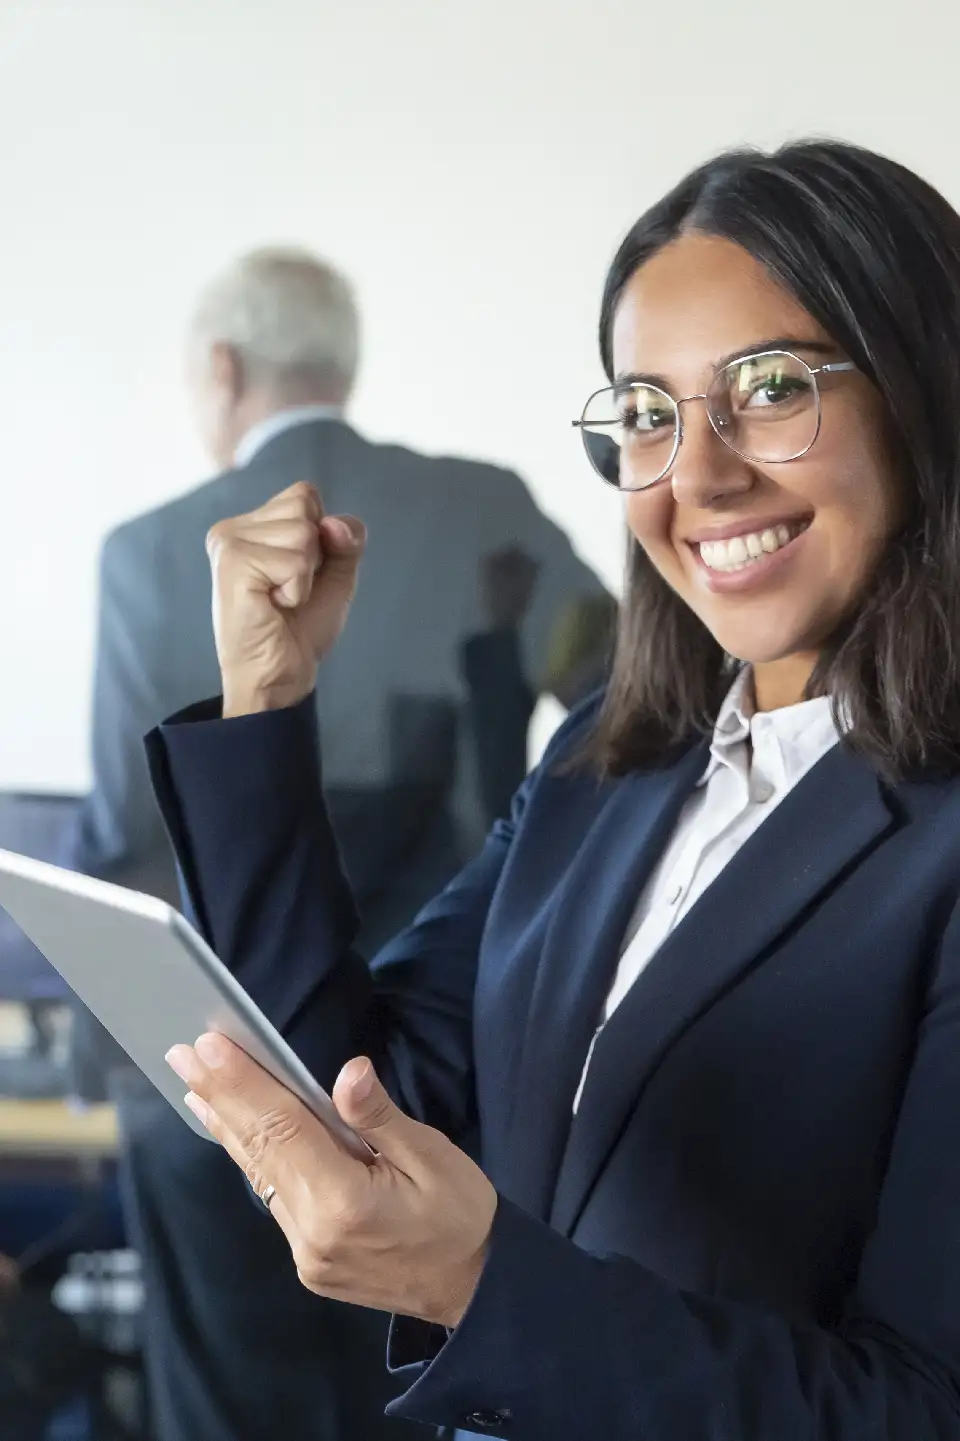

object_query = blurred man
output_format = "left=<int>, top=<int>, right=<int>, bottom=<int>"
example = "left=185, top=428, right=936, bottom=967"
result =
left=64, top=248, right=611, bottom=1441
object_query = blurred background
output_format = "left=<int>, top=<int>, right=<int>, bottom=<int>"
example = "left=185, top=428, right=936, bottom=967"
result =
left=0, top=0, right=957, bottom=790
left=0, top=1, right=958, bottom=1436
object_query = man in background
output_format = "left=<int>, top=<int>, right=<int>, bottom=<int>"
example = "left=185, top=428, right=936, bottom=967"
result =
left=64, top=248, right=611, bottom=1441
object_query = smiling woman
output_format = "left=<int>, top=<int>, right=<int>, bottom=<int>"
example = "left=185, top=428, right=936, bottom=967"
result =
left=152, top=140, right=960, bottom=1441
left=588, top=145, right=960, bottom=763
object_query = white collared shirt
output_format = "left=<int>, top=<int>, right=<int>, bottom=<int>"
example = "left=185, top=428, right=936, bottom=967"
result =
left=573, top=668, right=841, bottom=1110
left=233, top=404, right=344, bottom=468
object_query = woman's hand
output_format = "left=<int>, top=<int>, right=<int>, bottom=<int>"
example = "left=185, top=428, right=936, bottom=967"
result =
left=165, top=1036, right=498, bottom=1328
left=206, top=482, right=367, bottom=717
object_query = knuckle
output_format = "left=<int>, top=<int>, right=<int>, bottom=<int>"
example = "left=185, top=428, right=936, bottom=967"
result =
left=242, top=1157, right=265, bottom=1192
left=206, top=518, right=243, bottom=564
left=295, top=1248, right=334, bottom=1294
left=360, top=1095, right=394, bottom=1131
left=291, top=520, right=319, bottom=553
left=235, top=1107, right=303, bottom=1164
left=289, top=481, right=316, bottom=507
left=324, top=1182, right=373, bottom=1238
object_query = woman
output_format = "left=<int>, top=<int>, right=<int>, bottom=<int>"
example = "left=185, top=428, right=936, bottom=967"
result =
left=160, top=140, right=960, bottom=1439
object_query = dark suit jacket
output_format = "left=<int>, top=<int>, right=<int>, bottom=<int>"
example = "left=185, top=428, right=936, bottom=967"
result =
left=67, top=418, right=600, bottom=900
left=65, top=417, right=603, bottom=1094
left=148, top=688, right=960, bottom=1441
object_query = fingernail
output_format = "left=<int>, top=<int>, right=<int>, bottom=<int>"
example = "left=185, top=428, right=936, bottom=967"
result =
left=350, top=1059, right=374, bottom=1101
left=184, top=1092, right=212, bottom=1128
left=194, top=1034, right=229, bottom=1068
left=165, top=1045, right=202, bottom=1085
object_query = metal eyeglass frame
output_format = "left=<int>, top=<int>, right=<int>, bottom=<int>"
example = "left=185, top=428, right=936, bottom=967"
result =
left=571, top=349, right=858, bottom=491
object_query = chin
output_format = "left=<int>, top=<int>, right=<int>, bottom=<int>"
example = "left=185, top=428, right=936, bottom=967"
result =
left=711, top=632, right=813, bottom=667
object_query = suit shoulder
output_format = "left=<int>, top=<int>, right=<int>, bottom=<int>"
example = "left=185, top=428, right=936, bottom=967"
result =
left=101, top=470, right=240, bottom=568
left=360, top=439, right=525, bottom=492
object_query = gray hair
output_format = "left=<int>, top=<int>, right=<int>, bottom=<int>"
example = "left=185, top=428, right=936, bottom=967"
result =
left=190, top=247, right=360, bottom=399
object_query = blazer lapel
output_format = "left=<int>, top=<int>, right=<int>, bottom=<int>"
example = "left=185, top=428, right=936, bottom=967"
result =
left=549, top=744, right=898, bottom=1236
left=496, top=741, right=709, bottom=1221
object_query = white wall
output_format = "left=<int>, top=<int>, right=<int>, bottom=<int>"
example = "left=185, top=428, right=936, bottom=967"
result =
left=0, top=0, right=956, bottom=788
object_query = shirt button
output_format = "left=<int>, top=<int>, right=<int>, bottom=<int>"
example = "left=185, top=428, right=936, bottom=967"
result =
left=462, top=1409, right=511, bottom=1431
left=753, top=781, right=774, bottom=804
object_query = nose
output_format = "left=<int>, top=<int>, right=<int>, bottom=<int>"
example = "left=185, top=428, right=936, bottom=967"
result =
left=667, top=401, right=757, bottom=509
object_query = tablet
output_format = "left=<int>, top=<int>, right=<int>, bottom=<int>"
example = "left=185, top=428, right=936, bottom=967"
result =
left=0, top=847, right=370, bottom=1159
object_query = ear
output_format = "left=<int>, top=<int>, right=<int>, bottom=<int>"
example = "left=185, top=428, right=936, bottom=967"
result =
left=210, top=341, right=245, bottom=403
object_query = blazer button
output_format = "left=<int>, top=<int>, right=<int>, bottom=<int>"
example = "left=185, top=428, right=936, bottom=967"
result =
left=461, top=1408, right=511, bottom=1430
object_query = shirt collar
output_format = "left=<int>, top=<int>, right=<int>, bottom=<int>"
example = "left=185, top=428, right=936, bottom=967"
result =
left=234, top=404, right=344, bottom=468
left=699, top=667, right=841, bottom=789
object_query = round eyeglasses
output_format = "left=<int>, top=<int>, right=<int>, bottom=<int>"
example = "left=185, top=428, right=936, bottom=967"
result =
left=572, top=349, right=857, bottom=491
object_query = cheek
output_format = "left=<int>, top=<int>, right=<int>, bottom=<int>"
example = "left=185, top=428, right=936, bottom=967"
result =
left=806, top=437, right=903, bottom=571
left=624, top=488, right=676, bottom=562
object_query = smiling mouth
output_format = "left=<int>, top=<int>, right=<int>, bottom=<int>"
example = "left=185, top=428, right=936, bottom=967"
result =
left=694, top=519, right=812, bottom=574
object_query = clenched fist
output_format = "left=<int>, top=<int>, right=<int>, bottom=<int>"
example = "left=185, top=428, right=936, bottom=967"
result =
left=206, top=482, right=366, bottom=717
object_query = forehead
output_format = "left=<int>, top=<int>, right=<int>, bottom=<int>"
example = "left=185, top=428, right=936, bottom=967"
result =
left=610, top=233, right=829, bottom=384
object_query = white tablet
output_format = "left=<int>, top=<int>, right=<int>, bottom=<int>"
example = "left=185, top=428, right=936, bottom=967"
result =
left=0, top=847, right=370, bottom=1159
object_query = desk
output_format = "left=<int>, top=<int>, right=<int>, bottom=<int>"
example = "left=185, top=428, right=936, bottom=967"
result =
left=0, top=1099, right=118, bottom=1161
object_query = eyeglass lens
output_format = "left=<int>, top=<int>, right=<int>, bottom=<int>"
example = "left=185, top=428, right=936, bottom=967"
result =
left=580, top=351, right=821, bottom=490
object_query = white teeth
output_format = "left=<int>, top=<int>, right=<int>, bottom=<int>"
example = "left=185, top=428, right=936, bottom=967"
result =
left=699, top=522, right=808, bottom=573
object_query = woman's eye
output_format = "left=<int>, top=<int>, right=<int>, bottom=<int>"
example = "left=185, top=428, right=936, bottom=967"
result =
left=743, top=377, right=808, bottom=408
left=624, top=407, right=673, bottom=432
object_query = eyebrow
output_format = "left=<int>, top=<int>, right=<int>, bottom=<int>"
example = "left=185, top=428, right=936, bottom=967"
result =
left=613, top=337, right=839, bottom=391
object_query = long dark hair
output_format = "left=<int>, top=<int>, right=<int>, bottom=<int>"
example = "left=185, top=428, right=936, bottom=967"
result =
left=589, top=140, right=960, bottom=781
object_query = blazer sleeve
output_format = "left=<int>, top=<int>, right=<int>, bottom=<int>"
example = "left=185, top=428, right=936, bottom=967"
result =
left=146, top=694, right=536, bottom=1142
left=382, top=908, right=960, bottom=1440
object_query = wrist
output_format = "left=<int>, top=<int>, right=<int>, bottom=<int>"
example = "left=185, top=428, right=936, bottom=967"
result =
left=435, top=1241, right=488, bottom=1329
left=222, top=680, right=312, bottom=719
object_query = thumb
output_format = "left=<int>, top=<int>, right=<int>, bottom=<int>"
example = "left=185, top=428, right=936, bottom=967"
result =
left=295, top=515, right=367, bottom=649
left=276, top=517, right=365, bottom=610
left=333, top=1058, right=428, bottom=1167
left=305, top=514, right=366, bottom=605
left=319, top=514, right=366, bottom=565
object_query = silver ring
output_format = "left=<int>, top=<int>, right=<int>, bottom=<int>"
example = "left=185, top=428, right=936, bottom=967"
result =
left=260, top=1184, right=277, bottom=1212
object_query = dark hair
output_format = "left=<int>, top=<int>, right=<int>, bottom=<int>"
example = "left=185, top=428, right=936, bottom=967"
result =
left=588, top=139, right=960, bottom=781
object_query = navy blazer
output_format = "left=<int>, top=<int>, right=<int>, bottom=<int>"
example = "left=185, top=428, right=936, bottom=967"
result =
left=148, top=691, right=960, bottom=1441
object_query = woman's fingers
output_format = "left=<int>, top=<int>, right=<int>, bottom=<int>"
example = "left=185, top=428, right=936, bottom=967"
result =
left=217, top=537, right=319, bottom=609
left=165, top=1035, right=358, bottom=1218
left=183, top=1091, right=299, bottom=1237
left=332, top=1057, right=438, bottom=1180
left=253, top=480, right=324, bottom=524
left=224, top=517, right=323, bottom=554
left=318, top=514, right=366, bottom=553
left=166, top=1036, right=498, bottom=1325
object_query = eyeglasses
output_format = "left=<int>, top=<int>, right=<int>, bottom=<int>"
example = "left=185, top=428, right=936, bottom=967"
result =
left=572, top=349, right=857, bottom=491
